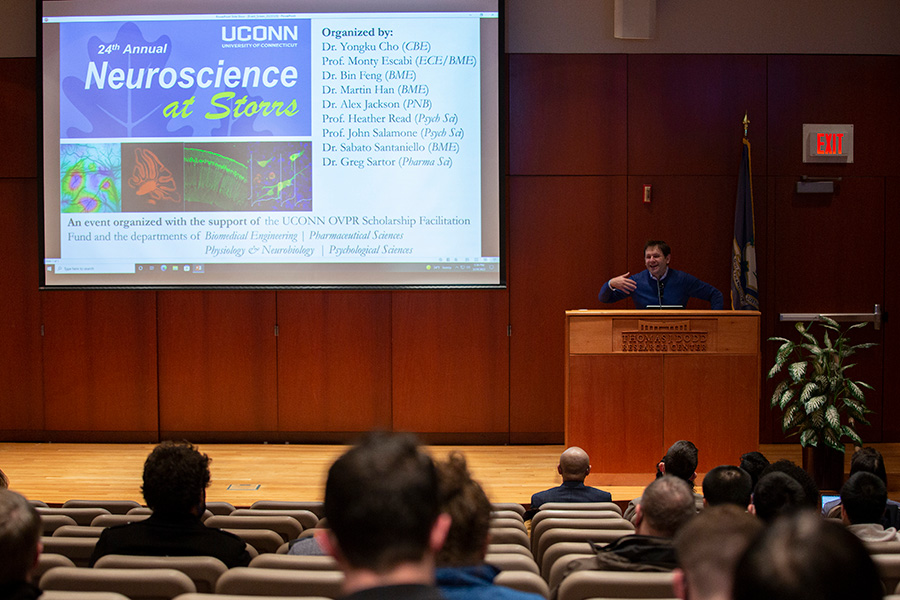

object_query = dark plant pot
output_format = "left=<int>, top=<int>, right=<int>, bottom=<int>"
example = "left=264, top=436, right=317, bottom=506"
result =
left=802, top=445, right=846, bottom=493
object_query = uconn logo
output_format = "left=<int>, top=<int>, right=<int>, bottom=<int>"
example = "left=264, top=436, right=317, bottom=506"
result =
left=221, top=25, right=299, bottom=42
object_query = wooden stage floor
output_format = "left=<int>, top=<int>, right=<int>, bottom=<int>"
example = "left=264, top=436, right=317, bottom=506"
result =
left=4, top=441, right=895, bottom=507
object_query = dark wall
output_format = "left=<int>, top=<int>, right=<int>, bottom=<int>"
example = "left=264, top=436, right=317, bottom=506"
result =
left=2, top=53, right=897, bottom=446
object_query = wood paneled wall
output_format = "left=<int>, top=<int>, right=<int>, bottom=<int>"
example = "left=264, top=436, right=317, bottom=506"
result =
left=2, top=53, right=898, bottom=449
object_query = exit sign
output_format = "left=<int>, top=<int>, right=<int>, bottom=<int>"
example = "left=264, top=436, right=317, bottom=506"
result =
left=803, top=124, right=853, bottom=163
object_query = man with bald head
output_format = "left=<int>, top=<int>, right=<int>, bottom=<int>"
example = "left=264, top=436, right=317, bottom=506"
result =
left=525, top=447, right=611, bottom=519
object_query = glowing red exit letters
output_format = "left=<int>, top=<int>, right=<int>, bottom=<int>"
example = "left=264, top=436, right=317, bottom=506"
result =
left=816, top=133, right=844, bottom=155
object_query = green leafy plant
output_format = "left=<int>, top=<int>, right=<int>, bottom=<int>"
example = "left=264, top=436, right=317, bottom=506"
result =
left=768, top=317, right=877, bottom=452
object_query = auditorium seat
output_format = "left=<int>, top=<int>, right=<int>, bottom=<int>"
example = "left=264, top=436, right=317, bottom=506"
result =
left=555, top=570, right=675, bottom=600
left=487, top=543, right=535, bottom=560
left=94, top=555, right=229, bottom=594
left=494, top=570, right=550, bottom=599
left=546, top=552, right=595, bottom=590
left=30, top=499, right=50, bottom=508
left=41, top=566, right=197, bottom=600
left=205, top=501, right=237, bottom=515
left=63, top=500, right=143, bottom=514
left=222, top=528, right=285, bottom=554
left=92, top=514, right=151, bottom=528
left=215, top=567, right=344, bottom=598
left=490, top=517, right=528, bottom=533
left=206, top=515, right=304, bottom=543
left=41, top=514, right=78, bottom=535
left=531, top=517, right=633, bottom=556
left=536, top=529, right=628, bottom=569
left=41, top=536, right=99, bottom=567
left=487, top=526, right=531, bottom=550
left=174, top=595, right=330, bottom=600
left=249, top=554, right=339, bottom=571
left=872, top=554, right=900, bottom=595
left=492, top=502, right=526, bottom=517
left=231, top=508, right=319, bottom=530
left=867, top=541, right=900, bottom=555
left=492, top=509, right=526, bottom=523
left=484, top=552, right=540, bottom=575
left=38, top=507, right=111, bottom=526
left=43, top=591, right=130, bottom=600
left=535, top=502, right=622, bottom=516
left=127, top=507, right=215, bottom=522
left=35, top=553, right=76, bottom=581
left=250, top=500, right=325, bottom=520
left=53, top=525, right=105, bottom=538
left=539, top=541, right=594, bottom=580
left=530, top=509, right=625, bottom=530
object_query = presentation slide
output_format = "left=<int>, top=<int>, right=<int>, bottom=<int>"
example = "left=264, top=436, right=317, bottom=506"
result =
left=41, top=0, right=501, bottom=287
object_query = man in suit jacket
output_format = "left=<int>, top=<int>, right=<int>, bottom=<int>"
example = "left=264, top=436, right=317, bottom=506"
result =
left=525, top=446, right=612, bottom=520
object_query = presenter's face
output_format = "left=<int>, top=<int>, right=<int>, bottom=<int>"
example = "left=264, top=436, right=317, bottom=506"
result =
left=644, top=246, right=670, bottom=279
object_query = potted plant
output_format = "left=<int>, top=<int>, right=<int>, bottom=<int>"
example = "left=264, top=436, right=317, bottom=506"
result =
left=767, top=316, right=877, bottom=490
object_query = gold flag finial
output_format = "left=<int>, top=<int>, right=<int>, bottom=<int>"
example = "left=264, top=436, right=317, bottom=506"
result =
left=743, top=112, right=750, bottom=138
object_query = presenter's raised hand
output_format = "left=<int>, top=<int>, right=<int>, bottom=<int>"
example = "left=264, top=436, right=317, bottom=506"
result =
left=609, top=272, right=636, bottom=294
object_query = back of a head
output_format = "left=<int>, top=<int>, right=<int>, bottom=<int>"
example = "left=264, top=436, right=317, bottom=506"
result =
left=325, top=431, right=440, bottom=573
left=674, top=505, right=763, bottom=600
left=436, top=451, right=491, bottom=566
left=641, top=475, right=696, bottom=538
left=733, top=511, right=882, bottom=600
left=0, top=489, right=41, bottom=585
left=662, top=440, right=698, bottom=482
left=739, top=451, right=770, bottom=489
left=841, top=471, right=888, bottom=525
left=559, top=446, right=590, bottom=482
left=751, top=472, right=806, bottom=524
left=760, top=460, right=820, bottom=510
left=0, top=468, right=8, bottom=489
left=142, top=440, right=210, bottom=517
left=850, top=447, right=889, bottom=486
left=702, top=465, right=753, bottom=508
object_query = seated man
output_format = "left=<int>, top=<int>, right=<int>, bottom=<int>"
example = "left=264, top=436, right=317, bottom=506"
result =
left=90, top=440, right=250, bottom=567
left=758, top=459, right=820, bottom=511
left=701, top=465, right=753, bottom=509
left=738, top=451, right=769, bottom=490
left=733, top=511, right=882, bottom=600
left=823, top=446, right=900, bottom=529
left=841, top=471, right=900, bottom=542
left=525, top=446, right=611, bottom=519
left=673, top=505, right=763, bottom=600
left=317, top=431, right=449, bottom=600
left=0, top=489, right=42, bottom=600
left=434, top=451, right=543, bottom=600
left=552, top=475, right=697, bottom=599
left=748, top=472, right=807, bottom=524
left=624, top=440, right=703, bottom=522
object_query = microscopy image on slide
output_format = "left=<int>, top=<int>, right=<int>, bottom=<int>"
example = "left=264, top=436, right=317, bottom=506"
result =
left=121, top=143, right=184, bottom=212
left=183, top=141, right=312, bottom=212
left=60, top=143, right=122, bottom=213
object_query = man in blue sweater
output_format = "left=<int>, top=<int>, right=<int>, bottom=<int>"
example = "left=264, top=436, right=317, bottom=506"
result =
left=598, top=241, right=723, bottom=309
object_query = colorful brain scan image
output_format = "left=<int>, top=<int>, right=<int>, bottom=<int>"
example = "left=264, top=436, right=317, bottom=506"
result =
left=183, top=142, right=251, bottom=212
left=248, top=141, right=312, bottom=211
left=60, top=143, right=122, bottom=213
left=122, top=143, right=184, bottom=212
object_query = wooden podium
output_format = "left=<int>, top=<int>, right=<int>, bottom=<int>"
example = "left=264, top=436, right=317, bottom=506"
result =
left=565, top=310, right=760, bottom=477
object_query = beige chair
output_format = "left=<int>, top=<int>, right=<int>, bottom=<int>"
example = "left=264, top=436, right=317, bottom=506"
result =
left=249, top=554, right=339, bottom=571
left=42, top=591, right=131, bottom=600
left=485, top=552, right=540, bottom=575
left=224, top=528, right=286, bottom=554
left=38, top=507, right=112, bottom=526
left=205, top=502, right=237, bottom=515
left=492, top=503, right=527, bottom=517
left=487, top=543, right=535, bottom=558
left=491, top=517, right=528, bottom=533
left=53, top=525, right=106, bottom=538
left=251, top=501, right=326, bottom=520
left=63, top=500, right=143, bottom=514
left=92, top=514, right=151, bottom=528
left=30, top=499, right=51, bottom=508
left=489, top=527, right=531, bottom=550
left=41, top=566, right=196, bottom=600
left=532, top=517, right=633, bottom=556
left=41, top=536, right=99, bottom=567
left=536, top=502, right=623, bottom=516
left=536, top=529, right=628, bottom=568
left=531, top=510, right=625, bottom=530
left=540, top=541, right=594, bottom=580
left=492, top=510, right=526, bottom=523
left=494, top=570, right=550, bottom=599
left=41, top=514, right=79, bottom=535
left=215, top=567, right=344, bottom=598
left=35, top=553, right=76, bottom=581
left=231, top=509, right=319, bottom=530
left=126, top=507, right=214, bottom=522
left=206, top=515, right=303, bottom=543
left=873, top=554, right=900, bottom=595
left=175, top=595, right=330, bottom=600
left=556, top=570, right=675, bottom=600
left=868, top=541, right=900, bottom=555
left=94, top=555, right=229, bottom=594
left=547, top=552, right=595, bottom=591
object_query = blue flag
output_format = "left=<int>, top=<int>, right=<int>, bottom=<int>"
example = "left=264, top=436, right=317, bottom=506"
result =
left=731, top=138, right=759, bottom=310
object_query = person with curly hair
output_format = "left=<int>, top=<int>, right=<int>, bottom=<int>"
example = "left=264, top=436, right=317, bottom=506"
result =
left=89, top=440, right=250, bottom=567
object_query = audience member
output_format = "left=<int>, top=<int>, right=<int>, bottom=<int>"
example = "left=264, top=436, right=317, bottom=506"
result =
left=759, top=459, right=820, bottom=510
left=525, top=446, right=611, bottom=520
left=552, top=475, right=697, bottom=599
left=701, top=465, right=753, bottom=509
left=434, top=451, right=542, bottom=600
left=841, top=471, right=900, bottom=542
left=317, top=432, right=449, bottom=600
left=739, top=451, right=770, bottom=489
left=823, top=446, right=900, bottom=529
left=733, top=510, right=883, bottom=600
left=0, top=489, right=42, bottom=600
left=672, top=505, right=763, bottom=600
left=90, top=440, right=251, bottom=568
left=749, top=472, right=807, bottom=524
left=624, top=440, right=703, bottom=522
left=0, top=468, right=8, bottom=489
